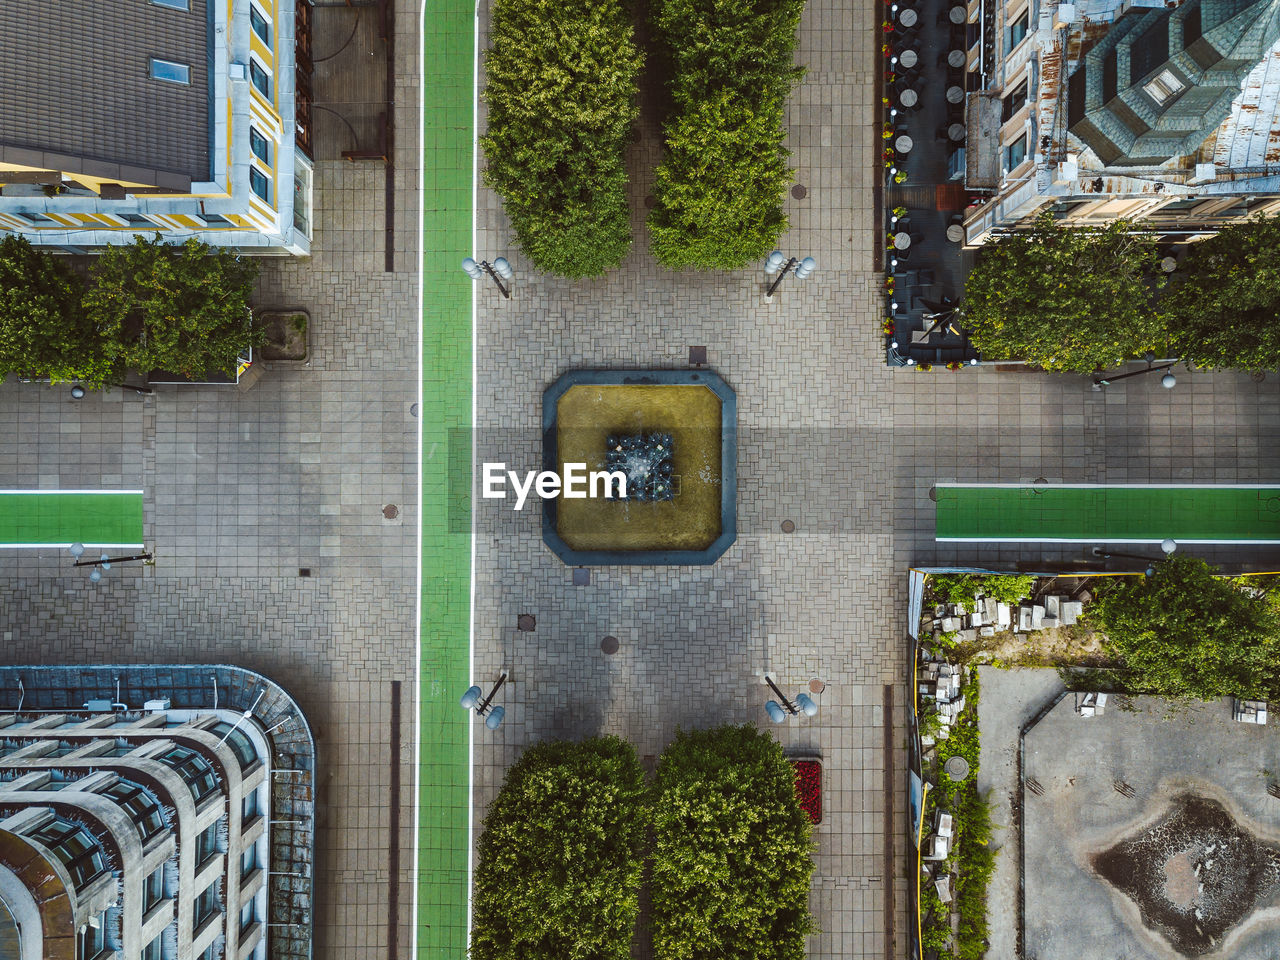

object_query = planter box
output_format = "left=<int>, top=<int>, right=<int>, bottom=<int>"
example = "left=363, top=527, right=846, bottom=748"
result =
left=791, top=758, right=822, bottom=825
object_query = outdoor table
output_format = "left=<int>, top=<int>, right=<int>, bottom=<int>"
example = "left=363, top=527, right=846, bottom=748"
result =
left=948, top=49, right=966, bottom=68
left=900, top=88, right=919, bottom=107
left=899, top=49, right=919, bottom=68
left=946, top=85, right=964, bottom=104
left=894, top=232, right=912, bottom=250
left=898, top=7, right=918, bottom=26
left=896, top=135, right=914, bottom=153
left=949, top=5, right=966, bottom=23
left=948, top=122, right=966, bottom=141
left=947, top=224, right=964, bottom=242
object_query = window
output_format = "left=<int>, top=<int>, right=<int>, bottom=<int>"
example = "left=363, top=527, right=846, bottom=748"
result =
left=149, top=58, right=191, bottom=85
left=151, top=0, right=190, bottom=8
left=77, top=916, right=105, bottom=958
left=195, top=820, right=221, bottom=866
left=242, top=788, right=259, bottom=821
left=249, top=128, right=272, bottom=167
left=250, top=167, right=271, bottom=203
left=194, top=883, right=220, bottom=927
left=1143, top=68, right=1186, bottom=105
left=1005, top=134, right=1027, bottom=171
left=1009, top=9, right=1029, bottom=50
left=156, top=746, right=220, bottom=803
left=144, top=866, right=165, bottom=911
left=240, top=900, right=257, bottom=935
left=250, top=5, right=272, bottom=47
left=1002, top=80, right=1027, bottom=122
left=241, top=843, right=259, bottom=878
left=249, top=59, right=271, bottom=99
left=29, top=820, right=107, bottom=890
left=202, top=213, right=231, bottom=225
left=142, top=933, right=163, bottom=960
left=104, top=780, right=167, bottom=842
left=120, top=213, right=151, bottom=225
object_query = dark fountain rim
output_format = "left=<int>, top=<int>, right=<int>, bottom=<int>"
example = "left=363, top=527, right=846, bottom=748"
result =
left=541, top=368, right=738, bottom=566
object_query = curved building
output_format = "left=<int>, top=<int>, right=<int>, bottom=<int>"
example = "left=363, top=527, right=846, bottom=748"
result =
left=0, top=666, right=314, bottom=960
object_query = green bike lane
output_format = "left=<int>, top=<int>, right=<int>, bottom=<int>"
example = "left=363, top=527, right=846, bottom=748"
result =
left=417, top=0, right=474, bottom=955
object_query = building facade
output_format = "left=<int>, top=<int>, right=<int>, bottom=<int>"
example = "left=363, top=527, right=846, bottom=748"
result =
left=0, top=666, right=315, bottom=960
left=963, top=0, right=1280, bottom=243
left=0, top=0, right=314, bottom=255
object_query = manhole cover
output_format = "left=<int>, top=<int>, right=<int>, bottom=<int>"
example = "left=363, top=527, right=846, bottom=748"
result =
left=601, top=635, right=619, bottom=655
left=517, top=614, right=536, bottom=631
left=928, top=486, right=937, bottom=502
left=1252, top=371, right=1267, bottom=383
left=944, top=756, right=971, bottom=781
left=809, top=678, right=826, bottom=694
left=781, top=519, right=796, bottom=533
left=791, top=184, right=808, bottom=199
left=409, top=402, right=419, bottom=417
left=644, top=194, right=656, bottom=208
left=382, top=504, right=399, bottom=520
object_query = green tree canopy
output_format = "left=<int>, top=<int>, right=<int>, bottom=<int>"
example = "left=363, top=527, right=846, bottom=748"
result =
left=651, top=725, right=814, bottom=960
left=481, top=0, right=642, bottom=278
left=0, top=236, right=110, bottom=386
left=83, top=235, right=259, bottom=379
left=648, top=0, right=805, bottom=270
left=961, top=215, right=1164, bottom=372
left=470, top=736, right=648, bottom=960
left=1087, top=554, right=1280, bottom=700
left=1161, top=214, right=1280, bottom=370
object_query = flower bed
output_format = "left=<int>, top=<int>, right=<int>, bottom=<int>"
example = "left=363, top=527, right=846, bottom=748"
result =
left=792, top=759, right=822, bottom=824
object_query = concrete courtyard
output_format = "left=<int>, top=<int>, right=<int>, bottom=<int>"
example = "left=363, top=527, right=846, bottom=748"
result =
left=2, top=1, right=1280, bottom=960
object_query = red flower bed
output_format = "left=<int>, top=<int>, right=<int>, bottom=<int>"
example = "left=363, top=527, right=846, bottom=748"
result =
left=792, top=759, right=822, bottom=824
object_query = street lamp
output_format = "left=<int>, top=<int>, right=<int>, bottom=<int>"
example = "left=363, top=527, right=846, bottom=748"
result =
left=763, top=675, right=818, bottom=723
left=462, top=257, right=513, bottom=299
left=764, top=251, right=816, bottom=298
left=1092, top=541, right=1176, bottom=576
left=460, top=672, right=507, bottom=730
left=1093, top=352, right=1178, bottom=390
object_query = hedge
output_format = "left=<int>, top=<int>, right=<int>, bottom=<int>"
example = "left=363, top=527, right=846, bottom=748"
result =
left=470, top=737, right=648, bottom=960
left=480, top=0, right=642, bottom=278
left=650, top=725, right=814, bottom=960
left=648, top=0, right=805, bottom=270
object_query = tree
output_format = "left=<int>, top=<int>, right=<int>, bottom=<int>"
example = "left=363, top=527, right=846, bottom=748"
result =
left=651, top=725, right=814, bottom=960
left=83, top=235, right=259, bottom=379
left=930, top=573, right=1035, bottom=613
left=1161, top=215, right=1280, bottom=370
left=470, top=737, right=648, bottom=960
left=961, top=215, right=1164, bottom=372
left=0, top=236, right=110, bottom=386
left=648, top=0, right=805, bottom=270
left=481, top=0, right=642, bottom=278
left=1087, top=554, right=1280, bottom=700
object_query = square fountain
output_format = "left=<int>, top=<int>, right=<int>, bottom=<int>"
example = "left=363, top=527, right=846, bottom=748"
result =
left=542, top=370, right=737, bottom=565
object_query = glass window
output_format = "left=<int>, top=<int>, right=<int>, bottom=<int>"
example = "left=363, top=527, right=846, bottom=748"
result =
left=104, top=780, right=167, bottom=842
left=156, top=746, right=220, bottom=803
left=249, top=59, right=271, bottom=99
left=1009, top=10, right=1029, bottom=50
left=250, top=6, right=272, bottom=47
left=194, top=882, right=220, bottom=927
left=142, top=933, right=163, bottom=960
left=144, top=866, right=165, bottom=911
left=250, top=128, right=272, bottom=167
left=1002, top=80, right=1028, bottom=122
left=242, top=788, right=259, bottom=821
left=202, top=213, right=231, bottom=225
left=77, top=916, right=105, bottom=958
left=29, top=819, right=107, bottom=890
left=241, top=843, right=259, bottom=878
left=1143, top=68, right=1186, bottom=105
left=149, top=58, right=191, bottom=85
left=240, top=900, right=256, bottom=934
left=195, top=820, right=220, bottom=865
left=151, top=0, right=190, bottom=8
left=250, top=167, right=271, bottom=203
left=1005, top=135, right=1028, bottom=171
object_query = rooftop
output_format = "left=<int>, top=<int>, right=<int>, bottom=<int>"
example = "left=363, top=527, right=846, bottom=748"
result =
left=0, top=0, right=212, bottom=188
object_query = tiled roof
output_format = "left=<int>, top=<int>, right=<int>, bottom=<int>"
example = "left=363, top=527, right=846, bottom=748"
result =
left=0, top=0, right=211, bottom=186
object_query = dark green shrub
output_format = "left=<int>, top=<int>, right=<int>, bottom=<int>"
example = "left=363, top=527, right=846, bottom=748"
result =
left=651, top=725, right=814, bottom=960
left=84, top=235, right=259, bottom=379
left=648, top=0, right=805, bottom=270
left=470, top=737, right=648, bottom=960
left=0, top=235, right=107, bottom=385
left=481, top=0, right=642, bottom=278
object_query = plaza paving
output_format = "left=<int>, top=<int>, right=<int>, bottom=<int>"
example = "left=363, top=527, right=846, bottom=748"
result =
left=1, top=1, right=1280, bottom=960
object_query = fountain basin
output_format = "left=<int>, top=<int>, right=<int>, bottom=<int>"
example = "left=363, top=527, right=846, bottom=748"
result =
left=542, top=369, right=737, bottom=565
